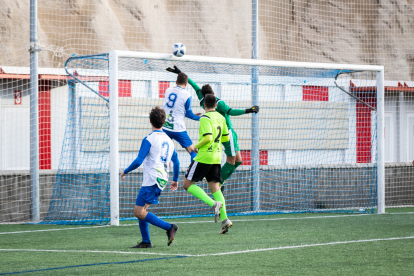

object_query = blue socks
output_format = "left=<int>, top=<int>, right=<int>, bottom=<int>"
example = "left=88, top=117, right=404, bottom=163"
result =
left=139, top=213, right=171, bottom=243
left=138, top=219, right=150, bottom=243
left=190, top=151, right=197, bottom=162
left=144, top=212, right=171, bottom=231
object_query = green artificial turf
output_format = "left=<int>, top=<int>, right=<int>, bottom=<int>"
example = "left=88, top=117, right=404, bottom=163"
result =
left=0, top=208, right=413, bottom=275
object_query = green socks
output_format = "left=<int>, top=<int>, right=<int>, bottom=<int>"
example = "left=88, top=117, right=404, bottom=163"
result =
left=187, top=185, right=228, bottom=221
left=187, top=185, right=214, bottom=207
left=212, top=190, right=227, bottom=221
left=220, top=161, right=242, bottom=185
left=221, top=162, right=236, bottom=184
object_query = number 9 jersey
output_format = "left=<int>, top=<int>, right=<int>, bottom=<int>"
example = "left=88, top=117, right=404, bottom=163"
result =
left=162, top=86, right=196, bottom=132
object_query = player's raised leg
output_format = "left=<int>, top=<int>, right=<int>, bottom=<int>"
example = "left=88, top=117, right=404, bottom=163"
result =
left=183, top=175, right=222, bottom=221
left=221, top=130, right=243, bottom=192
left=162, top=128, right=198, bottom=162
left=186, top=145, right=197, bottom=161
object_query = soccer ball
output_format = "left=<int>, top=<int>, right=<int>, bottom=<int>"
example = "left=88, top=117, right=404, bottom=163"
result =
left=172, top=43, right=186, bottom=57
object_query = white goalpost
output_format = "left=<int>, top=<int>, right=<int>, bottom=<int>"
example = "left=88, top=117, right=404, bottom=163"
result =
left=109, top=51, right=120, bottom=226
left=377, top=69, right=385, bottom=215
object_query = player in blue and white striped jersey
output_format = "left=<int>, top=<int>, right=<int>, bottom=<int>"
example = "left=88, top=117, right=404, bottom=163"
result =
left=121, top=107, right=180, bottom=248
left=162, top=72, right=201, bottom=162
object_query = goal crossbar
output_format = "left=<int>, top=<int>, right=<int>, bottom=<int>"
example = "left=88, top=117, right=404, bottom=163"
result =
left=113, top=50, right=384, bottom=72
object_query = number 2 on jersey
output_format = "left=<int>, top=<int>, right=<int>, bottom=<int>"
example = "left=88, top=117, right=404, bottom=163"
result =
left=214, top=126, right=222, bottom=143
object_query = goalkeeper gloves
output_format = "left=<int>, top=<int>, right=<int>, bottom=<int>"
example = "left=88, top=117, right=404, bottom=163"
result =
left=245, top=106, right=260, bottom=114
left=166, top=65, right=181, bottom=74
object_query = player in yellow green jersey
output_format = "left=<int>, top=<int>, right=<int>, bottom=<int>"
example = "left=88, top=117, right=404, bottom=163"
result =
left=166, top=66, right=260, bottom=192
left=183, top=94, right=232, bottom=234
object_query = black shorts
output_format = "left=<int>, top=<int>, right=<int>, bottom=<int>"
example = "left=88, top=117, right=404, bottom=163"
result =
left=185, top=161, right=222, bottom=183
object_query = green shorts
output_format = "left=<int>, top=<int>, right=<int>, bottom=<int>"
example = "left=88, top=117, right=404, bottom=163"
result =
left=222, top=128, right=239, bottom=157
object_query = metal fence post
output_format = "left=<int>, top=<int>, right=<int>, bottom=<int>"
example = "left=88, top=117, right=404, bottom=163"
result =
left=30, top=0, right=40, bottom=221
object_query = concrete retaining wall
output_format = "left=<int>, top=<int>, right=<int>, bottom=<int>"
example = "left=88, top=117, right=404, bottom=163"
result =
left=0, top=163, right=413, bottom=222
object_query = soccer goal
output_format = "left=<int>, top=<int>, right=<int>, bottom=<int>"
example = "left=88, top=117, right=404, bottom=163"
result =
left=42, top=51, right=385, bottom=225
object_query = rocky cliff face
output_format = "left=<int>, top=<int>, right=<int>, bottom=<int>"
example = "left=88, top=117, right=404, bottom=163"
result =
left=1, top=0, right=413, bottom=80
left=259, top=0, right=414, bottom=80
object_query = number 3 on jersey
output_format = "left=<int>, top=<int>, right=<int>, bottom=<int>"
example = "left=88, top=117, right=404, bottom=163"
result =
left=166, top=93, right=177, bottom=108
left=160, top=142, right=170, bottom=163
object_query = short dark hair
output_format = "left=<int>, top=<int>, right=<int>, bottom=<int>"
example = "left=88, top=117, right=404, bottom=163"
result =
left=149, top=106, right=166, bottom=128
left=201, top=84, right=214, bottom=97
left=204, top=94, right=216, bottom=109
left=176, top=73, right=188, bottom=85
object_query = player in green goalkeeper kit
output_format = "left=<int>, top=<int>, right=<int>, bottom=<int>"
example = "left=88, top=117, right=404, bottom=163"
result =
left=166, top=66, right=260, bottom=191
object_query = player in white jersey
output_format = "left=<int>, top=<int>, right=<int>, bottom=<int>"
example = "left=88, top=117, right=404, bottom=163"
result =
left=121, top=107, right=180, bottom=248
left=162, top=72, right=201, bottom=162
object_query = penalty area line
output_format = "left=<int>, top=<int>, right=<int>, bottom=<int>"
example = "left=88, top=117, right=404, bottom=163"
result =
left=193, top=235, right=414, bottom=257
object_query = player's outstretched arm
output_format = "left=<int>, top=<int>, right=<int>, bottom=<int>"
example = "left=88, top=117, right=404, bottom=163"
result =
left=184, top=96, right=200, bottom=121
left=245, top=105, right=260, bottom=114
left=187, top=78, right=203, bottom=100
left=166, top=65, right=181, bottom=74
left=216, top=101, right=244, bottom=116
left=121, top=138, right=151, bottom=180
left=217, top=101, right=260, bottom=117
left=170, top=150, right=180, bottom=191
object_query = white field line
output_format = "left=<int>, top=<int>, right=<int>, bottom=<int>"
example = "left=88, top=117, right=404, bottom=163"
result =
left=1, top=236, right=413, bottom=257
left=0, top=225, right=109, bottom=235
left=193, top=236, right=414, bottom=257
left=1, top=212, right=413, bottom=235
left=387, top=212, right=414, bottom=214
